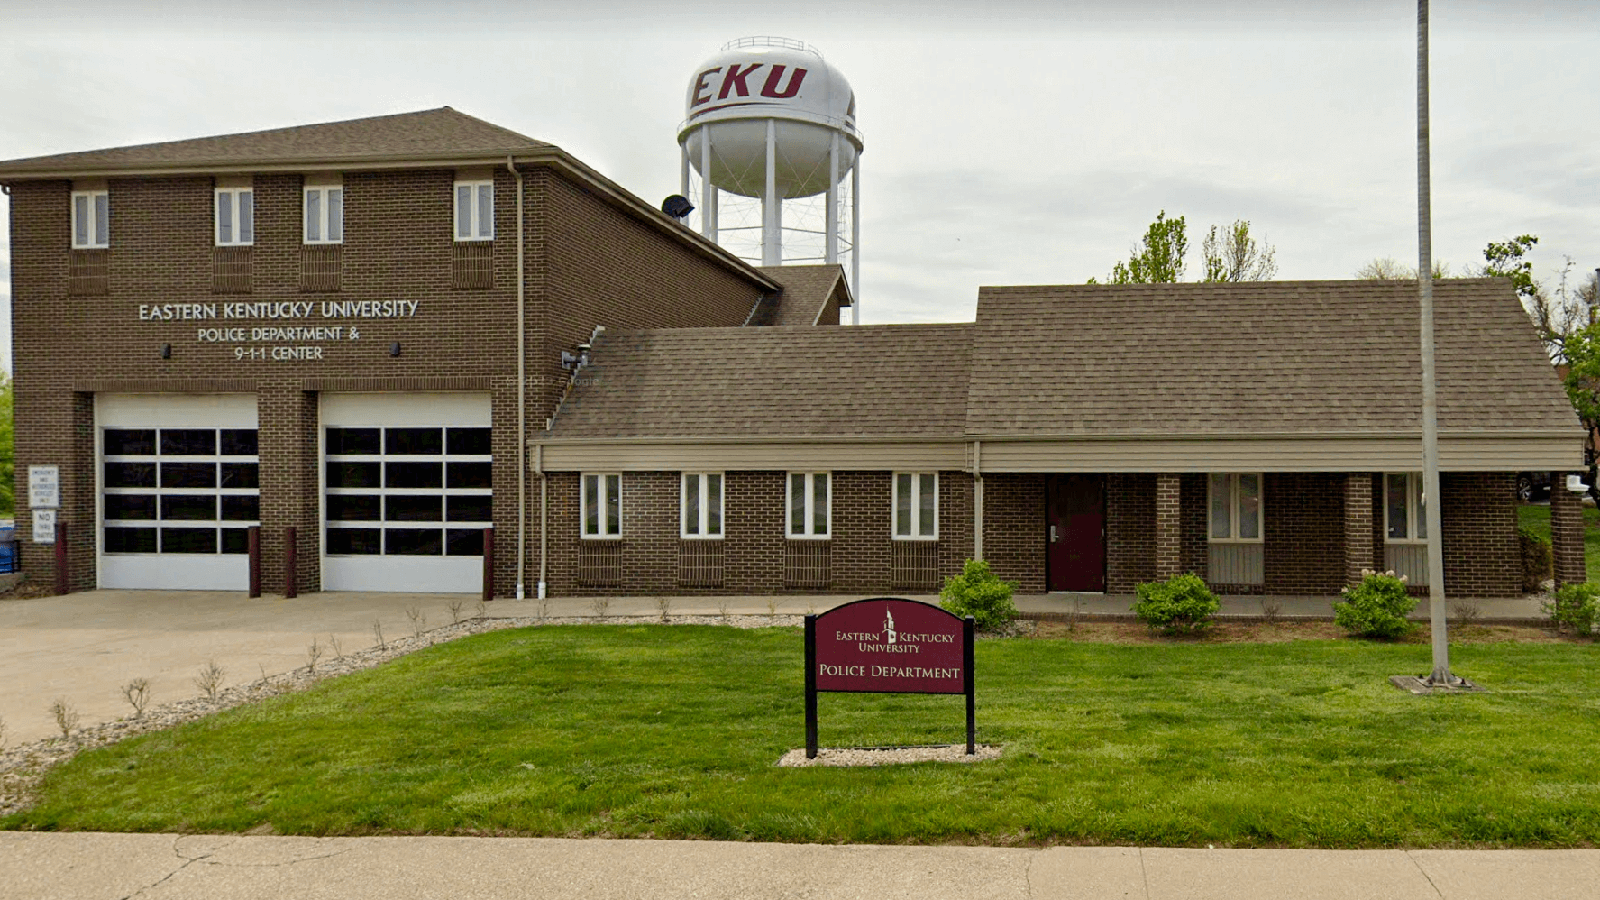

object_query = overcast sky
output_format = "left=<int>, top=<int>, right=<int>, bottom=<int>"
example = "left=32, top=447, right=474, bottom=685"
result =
left=2, top=0, right=1597, bottom=370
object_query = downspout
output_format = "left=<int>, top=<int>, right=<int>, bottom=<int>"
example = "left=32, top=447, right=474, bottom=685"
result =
left=537, top=443, right=547, bottom=599
left=972, top=440, right=984, bottom=561
left=508, top=156, right=527, bottom=600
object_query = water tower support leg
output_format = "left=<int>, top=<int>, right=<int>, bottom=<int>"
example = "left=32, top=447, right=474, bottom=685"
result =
left=763, top=120, right=780, bottom=266
left=825, top=134, right=839, bottom=264
left=851, top=159, right=861, bottom=325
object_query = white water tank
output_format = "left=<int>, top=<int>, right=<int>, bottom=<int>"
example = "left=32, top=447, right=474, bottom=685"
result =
left=679, top=37, right=861, bottom=199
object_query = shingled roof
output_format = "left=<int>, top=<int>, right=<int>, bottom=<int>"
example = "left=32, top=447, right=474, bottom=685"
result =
left=549, top=324, right=973, bottom=439
left=0, top=107, right=554, bottom=178
left=750, top=265, right=854, bottom=326
left=966, top=279, right=1579, bottom=437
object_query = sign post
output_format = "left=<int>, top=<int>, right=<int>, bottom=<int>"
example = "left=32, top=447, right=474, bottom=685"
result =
left=805, top=597, right=976, bottom=758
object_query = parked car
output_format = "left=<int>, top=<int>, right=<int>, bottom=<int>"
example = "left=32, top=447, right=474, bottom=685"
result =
left=1516, top=471, right=1552, bottom=502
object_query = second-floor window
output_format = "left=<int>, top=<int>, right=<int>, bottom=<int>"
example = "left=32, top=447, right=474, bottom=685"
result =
left=71, top=190, right=109, bottom=248
left=455, top=180, right=493, bottom=241
left=215, top=187, right=254, bottom=246
left=304, top=185, right=343, bottom=244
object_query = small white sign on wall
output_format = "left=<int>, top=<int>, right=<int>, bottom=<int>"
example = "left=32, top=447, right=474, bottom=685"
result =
left=29, top=465, right=60, bottom=509
left=32, top=509, right=57, bottom=544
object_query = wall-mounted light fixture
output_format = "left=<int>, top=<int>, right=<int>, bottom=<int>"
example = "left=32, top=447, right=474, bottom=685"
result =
left=389, top=342, right=401, bottom=357
left=1567, top=474, right=1590, bottom=493
left=160, top=344, right=171, bottom=359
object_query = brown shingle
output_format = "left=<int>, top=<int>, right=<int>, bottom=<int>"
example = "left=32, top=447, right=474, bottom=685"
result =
left=549, top=324, right=972, bottom=439
left=966, top=279, right=1580, bottom=437
left=0, top=108, right=553, bottom=177
left=752, top=265, right=853, bottom=326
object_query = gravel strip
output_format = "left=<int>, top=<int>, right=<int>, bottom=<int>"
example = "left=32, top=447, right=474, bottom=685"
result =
left=0, top=613, right=803, bottom=817
left=777, top=744, right=1003, bottom=767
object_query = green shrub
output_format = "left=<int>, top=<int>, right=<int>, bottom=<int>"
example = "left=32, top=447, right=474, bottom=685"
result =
left=1132, top=573, right=1220, bottom=635
left=939, top=559, right=1019, bottom=631
left=1333, top=570, right=1418, bottom=640
left=1518, top=525, right=1552, bottom=594
left=1543, top=582, right=1599, bottom=636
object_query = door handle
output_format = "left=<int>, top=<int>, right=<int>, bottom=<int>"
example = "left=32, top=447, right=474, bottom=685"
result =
left=1049, top=525, right=1059, bottom=543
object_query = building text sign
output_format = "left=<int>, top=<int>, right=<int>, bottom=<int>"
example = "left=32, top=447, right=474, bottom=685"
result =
left=804, top=598, right=975, bottom=758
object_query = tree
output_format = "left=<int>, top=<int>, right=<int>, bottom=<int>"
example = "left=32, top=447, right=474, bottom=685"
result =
left=1103, top=210, right=1187, bottom=284
left=1353, top=257, right=1452, bottom=279
left=1201, top=220, right=1278, bottom=282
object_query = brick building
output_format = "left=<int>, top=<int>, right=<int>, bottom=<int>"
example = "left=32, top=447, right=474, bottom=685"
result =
left=1, top=109, right=1586, bottom=600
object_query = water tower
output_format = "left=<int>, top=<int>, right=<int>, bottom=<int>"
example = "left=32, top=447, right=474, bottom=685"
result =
left=679, top=37, right=862, bottom=323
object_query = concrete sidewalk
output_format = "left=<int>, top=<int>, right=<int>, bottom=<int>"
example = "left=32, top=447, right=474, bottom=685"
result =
left=3, top=832, right=1599, bottom=900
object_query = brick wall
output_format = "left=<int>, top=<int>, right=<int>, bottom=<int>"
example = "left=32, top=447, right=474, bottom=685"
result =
left=541, top=470, right=971, bottom=596
left=8, top=162, right=768, bottom=594
left=1106, top=473, right=1154, bottom=592
left=1262, top=473, right=1346, bottom=594
left=1439, top=472, right=1521, bottom=598
left=982, top=473, right=1046, bottom=593
left=1551, top=472, right=1587, bottom=586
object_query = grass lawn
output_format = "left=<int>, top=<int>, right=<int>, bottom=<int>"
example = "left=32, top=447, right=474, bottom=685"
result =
left=1515, top=501, right=1600, bottom=578
left=5, top=623, right=1600, bottom=847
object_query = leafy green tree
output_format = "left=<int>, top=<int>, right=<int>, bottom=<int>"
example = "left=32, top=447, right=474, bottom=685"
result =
left=1201, top=220, right=1278, bottom=282
left=1098, top=210, right=1188, bottom=284
left=0, top=371, right=12, bottom=515
left=1482, top=234, right=1540, bottom=300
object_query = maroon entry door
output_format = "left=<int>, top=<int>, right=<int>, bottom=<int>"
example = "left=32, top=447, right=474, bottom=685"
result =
left=1046, top=474, right=1106, bottom=592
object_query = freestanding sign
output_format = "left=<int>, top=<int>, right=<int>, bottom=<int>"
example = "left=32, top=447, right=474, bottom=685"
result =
left=805, top=597, right=975, bottom=758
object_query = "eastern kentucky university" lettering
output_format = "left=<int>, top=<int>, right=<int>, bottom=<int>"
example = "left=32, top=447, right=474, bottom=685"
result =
left=691, top=62, right=808, bottom=108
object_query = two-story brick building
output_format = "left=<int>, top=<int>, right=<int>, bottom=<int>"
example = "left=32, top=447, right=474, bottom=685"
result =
left=1, top=108, right=1587, bottom=602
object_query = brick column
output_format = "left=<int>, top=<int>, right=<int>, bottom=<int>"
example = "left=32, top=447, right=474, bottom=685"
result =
left=1344, top=473, right=1374, bottom=584
left=1155, top=474, right=1182, bottom=578
left=1551, top=472, right=1587, bottom=586
left=258, top=384, right=320, bottom=595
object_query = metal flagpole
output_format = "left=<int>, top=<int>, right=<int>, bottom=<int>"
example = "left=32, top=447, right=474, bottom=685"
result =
left=1417, top=0, right=1454, bottom=685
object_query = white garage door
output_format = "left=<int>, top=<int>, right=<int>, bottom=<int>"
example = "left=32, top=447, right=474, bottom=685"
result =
left=98, top=394, right=259, bottom=590
left=321, top=393, right=492, bottom=592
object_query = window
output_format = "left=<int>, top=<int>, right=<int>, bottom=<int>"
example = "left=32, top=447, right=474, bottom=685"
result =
left=893, top=472, right=937, bottom=540
left=1208, top=473, right=1262, bottom=541
left=1385, top=472, right=1428, bottom=542
left=454, top=180, right=493, bottom=241
left=304, top=185, right=343, bottom=244
left=72, top=190, right=108, bottom=248
left=681, top=472, right=724, bottom=539
left=215, top=187, right=254, bottom=246
left=582, top=473, right=621, bottom=538
left=787, top=472, right=830, bottom=539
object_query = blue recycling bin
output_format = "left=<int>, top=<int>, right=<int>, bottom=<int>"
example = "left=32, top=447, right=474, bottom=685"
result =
left=0, top=526, right=16, bottom=574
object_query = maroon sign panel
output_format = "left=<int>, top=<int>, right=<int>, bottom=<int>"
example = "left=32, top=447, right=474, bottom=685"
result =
left=814, top=598, right=965, bottom=694
left=804, top=598, right=976, bottom=758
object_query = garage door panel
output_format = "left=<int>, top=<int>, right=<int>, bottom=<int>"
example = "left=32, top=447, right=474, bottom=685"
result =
left=321, top=393, right=490, bottom=592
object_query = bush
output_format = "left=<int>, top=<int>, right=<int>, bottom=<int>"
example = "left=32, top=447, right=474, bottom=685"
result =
left=1333, top=570, right=1418, bottom=640
left=1518, top=525, right=1552, bottom=594
left=1132, top=573, right=1219, bottom=635
left=939, top=559, right=1019, bottom=631
left=1543, top=582, right=1599, bottom=636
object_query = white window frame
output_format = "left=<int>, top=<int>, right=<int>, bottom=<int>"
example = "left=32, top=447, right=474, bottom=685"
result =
left=680, top=472, right=725, bottom=539
left=215, top=187, right=254, bottom=246
left=582, top=473, right=622, bottom=539
left=786, top=471, right=831, bottom=539
left=303, top=184, right=343, bottom=244
left=71, top=189, right=109, bottom=249
left=892, top=471, right=938, bottom=540
left=454, top=179, right=494, bottom=241
left=1208, top=473, right=1263, bottom=543
left=1384, top=472, right=1428, bottom=543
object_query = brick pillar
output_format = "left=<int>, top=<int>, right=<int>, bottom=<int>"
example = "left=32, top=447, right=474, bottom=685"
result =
left=1551, top=472, right=1587, bottom=586
left=1155, top=474, right=1182, bottom=578
left=1344, top=473, right=1374, bottom=584
left=258, top=385, right=320, bottom=595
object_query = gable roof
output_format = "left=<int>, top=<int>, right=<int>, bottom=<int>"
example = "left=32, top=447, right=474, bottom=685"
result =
left=751, top=265, right=854, bottom=326
left=966, top=278, right=1579, bottom=438
left=0, top=108, right=552, bottom=178
left=548, top=323, right=973, bottom=440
